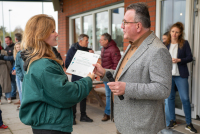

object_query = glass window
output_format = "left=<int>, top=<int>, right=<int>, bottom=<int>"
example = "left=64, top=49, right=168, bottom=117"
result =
left=95, top=11, right=108, bottom=51
left=161, top=0, right=186, bottom=110
left=83, top=15, right=93, bottom=48
left=112, top=7, right=124, bottom=51
left=74, top=18, right=81, bottom=43
left=160, top=0, right=186, bottom=41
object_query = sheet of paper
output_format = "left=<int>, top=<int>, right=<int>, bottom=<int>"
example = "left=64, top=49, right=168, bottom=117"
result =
left=66, top=50, right=99, bottom=77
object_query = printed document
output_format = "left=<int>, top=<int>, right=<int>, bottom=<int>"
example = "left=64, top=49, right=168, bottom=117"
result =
left=66, top=50, right=99, bottom=77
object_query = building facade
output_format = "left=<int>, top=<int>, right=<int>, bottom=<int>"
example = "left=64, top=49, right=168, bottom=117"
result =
left=57, top=0, right=200, bottom=119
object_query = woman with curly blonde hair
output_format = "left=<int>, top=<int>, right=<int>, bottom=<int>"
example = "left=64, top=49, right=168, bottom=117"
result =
left=19, top=14, right=94, bottom=134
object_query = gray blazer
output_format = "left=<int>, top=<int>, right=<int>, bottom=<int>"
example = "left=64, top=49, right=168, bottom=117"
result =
left=102, top=32, right=172, bottom=134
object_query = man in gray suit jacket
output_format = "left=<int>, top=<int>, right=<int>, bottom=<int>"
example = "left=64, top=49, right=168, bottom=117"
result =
left=93, top=2, right=172, bottom=134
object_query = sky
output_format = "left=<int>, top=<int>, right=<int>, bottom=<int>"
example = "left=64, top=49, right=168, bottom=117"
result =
left=0, top=1, right=58, bottom=33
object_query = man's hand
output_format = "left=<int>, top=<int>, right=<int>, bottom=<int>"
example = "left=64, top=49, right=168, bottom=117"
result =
left=172, top=58, right=181, bottom=63
left=107, top=81, right=126, bottom=96
left=93, top=63, right=105, bottom=77
left=89, top=50, right=94, bottom=53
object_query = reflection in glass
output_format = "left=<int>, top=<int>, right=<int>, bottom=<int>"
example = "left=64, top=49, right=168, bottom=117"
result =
left=161, top=0, right=186, bottom=41
left=74, top=18, right=81, bottom=43
left=112, top=8, right=124, bottom=51
left=83, top=15, right=93, bottom=48
left=95, top=11, right=108, bottom=51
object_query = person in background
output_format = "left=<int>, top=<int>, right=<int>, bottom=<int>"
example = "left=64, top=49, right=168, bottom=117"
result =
left=14, top=33, right=23, bottom=107
left=0, top=110, right=8, bottom=129
left=166, top=22, right=197, bottom=133
left=162, top=31, right=171, bottom=127
left=99, top=33, right=121, bottom=121
left=0, top=36, right=16, bottom=100
left=19, top=14, right=95, bottom=134
left=162, top=32, right=168, bottom=45
left=0, top=40, right=12, bottom=104
left=65, top=34, right=94, bottom=125
left=93, top=3, right=172, bottom=134
left=13, top=42, right=22, bottom=110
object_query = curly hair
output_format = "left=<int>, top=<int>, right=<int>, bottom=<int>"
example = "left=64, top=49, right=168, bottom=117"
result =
left=165, top=22, right=185, bottom=48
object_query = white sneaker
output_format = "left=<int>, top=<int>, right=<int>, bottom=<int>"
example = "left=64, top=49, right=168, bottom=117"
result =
left=8, top=100, right=12, bottom=103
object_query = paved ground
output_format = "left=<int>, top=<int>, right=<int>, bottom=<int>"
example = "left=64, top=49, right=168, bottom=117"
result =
left=1, top=97, right=200, bottom=134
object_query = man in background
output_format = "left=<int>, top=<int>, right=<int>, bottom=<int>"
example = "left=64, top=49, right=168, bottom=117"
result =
left=65, top=34, right=94, bottom=125
left=99, top=33, right=121, bottom=121
left=0, top=36, right=16, bottom=101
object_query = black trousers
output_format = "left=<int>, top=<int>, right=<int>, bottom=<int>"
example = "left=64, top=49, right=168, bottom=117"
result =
left=73, top=98, right=86, bottom=118
left=32, top=129, right=71, bottom=134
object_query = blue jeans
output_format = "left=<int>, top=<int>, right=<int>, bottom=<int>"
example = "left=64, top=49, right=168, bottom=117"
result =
left=165, top=99, right=170, bottom=126
left=10, top=74, right=16, bottom=97
left=0, top=85, right=11, bottom=98
left=16, top=76, right=22, bottom=102
left=103, top=82, right=111, bottom=115
left=168, top=76, right=191, bottom=125
left=0, top=110, right=3, bottom=126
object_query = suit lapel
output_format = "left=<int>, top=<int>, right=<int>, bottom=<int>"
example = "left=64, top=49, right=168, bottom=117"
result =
left=118, top=32, right=156, bottom=80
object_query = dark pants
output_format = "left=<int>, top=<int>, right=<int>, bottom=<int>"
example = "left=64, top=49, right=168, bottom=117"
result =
left=0, top=110, right=3, bottom=126
left=10, top=74, right=16, bottom=97
left=73, top=98, right=86, bottom=118
left=32, top=129, right=71, bottom=134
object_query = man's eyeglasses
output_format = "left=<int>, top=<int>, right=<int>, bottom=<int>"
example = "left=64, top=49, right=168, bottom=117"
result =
left=122, top=19, right=138, bottom=27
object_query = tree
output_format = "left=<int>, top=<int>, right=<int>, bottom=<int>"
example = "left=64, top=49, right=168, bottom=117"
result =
left=14, top=26, right=23, bottom=34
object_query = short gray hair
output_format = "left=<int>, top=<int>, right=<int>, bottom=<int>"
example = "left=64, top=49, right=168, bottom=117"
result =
left=101, top=33, right=111, bottom=42
left=126, top=2, right=151, bottom=28
left=78, top=34, right=89, bottom=42
left=15, top=33, right=22, bottom=42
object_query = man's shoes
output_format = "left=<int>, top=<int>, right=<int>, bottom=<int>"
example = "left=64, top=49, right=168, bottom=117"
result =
left=73, top=118, right=76, bottom=125
left=7, top=100, right=12, bottom=104
left=4, top=96, right=7, bottom=100
left=101, top=114, right=110, bottom=121
left=80, top=115, right=93, bottom=122
left=11, top=97, right=16, bottom=100
left=0, top=124, right=8, bottom=129
left=185, top=123, right=197, bottom=133
left=168, top=120, right=177, bottom=128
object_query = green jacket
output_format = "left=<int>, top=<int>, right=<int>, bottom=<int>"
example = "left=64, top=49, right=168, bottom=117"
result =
left=19, top=58, right=92, bottom=132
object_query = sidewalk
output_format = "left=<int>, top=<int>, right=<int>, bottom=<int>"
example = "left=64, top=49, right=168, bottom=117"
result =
left=1, top=97, right=200, bottom=134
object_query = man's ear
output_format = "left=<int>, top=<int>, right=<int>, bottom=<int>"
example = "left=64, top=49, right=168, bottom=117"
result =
left=137, top=23, right=142, bottom=32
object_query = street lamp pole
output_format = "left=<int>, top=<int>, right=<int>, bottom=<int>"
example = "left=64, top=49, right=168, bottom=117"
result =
left=9, top=9, right=12, bottom=37
left=1, top=2, right=5, bottom=48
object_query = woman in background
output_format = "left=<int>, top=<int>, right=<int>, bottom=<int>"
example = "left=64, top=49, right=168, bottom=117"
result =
left=19, top=14, right=94, bottom=134
left=13, top=42, right=22, bottom=109
left=166, top=22, right=197, bottom=133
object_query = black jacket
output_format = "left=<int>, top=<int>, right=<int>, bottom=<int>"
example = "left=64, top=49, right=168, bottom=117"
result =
left=166, top=40, right=193, bottom=78
left=65, top=42, right=91, bottom=82
left=5, top=43, right=15, bottom=56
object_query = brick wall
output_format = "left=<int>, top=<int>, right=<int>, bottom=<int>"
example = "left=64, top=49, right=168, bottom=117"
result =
left=58, top=0, right=156, bottom=61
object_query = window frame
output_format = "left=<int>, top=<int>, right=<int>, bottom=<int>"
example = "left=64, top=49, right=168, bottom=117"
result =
left=69, top=3, right=124, bottom=55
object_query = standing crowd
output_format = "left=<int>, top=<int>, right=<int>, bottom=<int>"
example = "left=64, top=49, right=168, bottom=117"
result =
left=0, top=2, right=197, bottom=134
